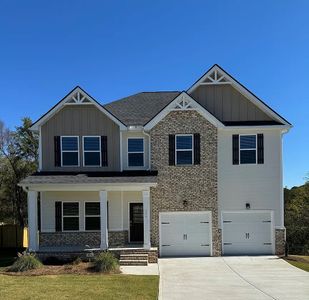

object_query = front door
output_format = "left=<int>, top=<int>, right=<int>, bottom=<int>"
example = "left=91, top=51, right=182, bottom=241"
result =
left=129, top=203, right=144, bottom=243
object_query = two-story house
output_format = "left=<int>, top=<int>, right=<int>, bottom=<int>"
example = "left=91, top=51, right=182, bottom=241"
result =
left=20, top=64, right=291, bottom=263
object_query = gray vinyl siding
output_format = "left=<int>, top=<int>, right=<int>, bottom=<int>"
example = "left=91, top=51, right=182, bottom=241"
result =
left=41, top=105, right=120, bottom=171
left=190, top=85, right=273, bottom=122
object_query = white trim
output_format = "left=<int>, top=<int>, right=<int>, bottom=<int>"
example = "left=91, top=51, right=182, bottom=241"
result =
left=127, top=137, right=145, bottom=168
left=220, top=125, right=290, bottom=131
left=119, top=131, right=123, bottom=171
left=221, top=210, right=275, bottom=255
left=239, top=134, right=257, bottom=165
left=128, top=201, right=144, bottom=243
left=60, top=136, right=80, bottom=167
left=82, top=136, right=101, bottom=167
left=144, top=92, right=224, bottom=130
left=62, top=201, right=80, bottom=232
left=38, top=127, right=42, bottom=171
left=20, top=182, right=157, bottom=192
left=159, top=211, right=213, bottom=257
left=120, top=191, right=124, bottom=230
left=84, top=201, right=101, bottom=231
left=30, top=87, right=126, bottom=131
left=175, top=134, right=194, bottom=166
left=187, top=65, right=291, bottom=127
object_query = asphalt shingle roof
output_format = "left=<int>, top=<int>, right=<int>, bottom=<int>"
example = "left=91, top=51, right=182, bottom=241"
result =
left=104, top=92, right=180, bottom=126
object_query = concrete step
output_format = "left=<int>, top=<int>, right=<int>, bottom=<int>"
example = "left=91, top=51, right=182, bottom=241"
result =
left=120, top=250, right=149, bottom=255
left=119, top=259, right=148, bottom=266
left=120, top=254, right=148, bottom=261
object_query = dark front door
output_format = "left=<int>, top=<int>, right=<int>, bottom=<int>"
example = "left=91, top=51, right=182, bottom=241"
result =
left=129, top=203, right=144, bottom=243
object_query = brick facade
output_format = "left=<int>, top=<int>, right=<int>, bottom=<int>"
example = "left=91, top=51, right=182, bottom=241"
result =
left=275, top=228, right=286, bottom=256
left=149, top=110, right=220, bottom=256
left=40, top=230, right=128, bottom=248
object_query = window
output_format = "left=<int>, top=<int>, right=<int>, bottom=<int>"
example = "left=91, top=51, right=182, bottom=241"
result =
left=61, top=136, right=79, bottom=166
left=176, top=135, right=193, bottom=165
left=62, top=202, right=79, bottom=231
left=85, top=202, right=100, bottom=231
left=83, top=136, right=101, bottom=166
left=239, top=135, right=257, bottom=164
left=128, top=138, right=144, bottom=167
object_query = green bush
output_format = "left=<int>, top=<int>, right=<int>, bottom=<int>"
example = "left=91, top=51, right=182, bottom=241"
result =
left=8, top=252, right=42, bottom=272
left=93, top=252, right=119, bottom=273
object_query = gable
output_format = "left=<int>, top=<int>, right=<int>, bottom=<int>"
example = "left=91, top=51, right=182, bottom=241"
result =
left=30, top=86, right=126, bottom=131
left=190, top=84, right=272, bottom=122
left=144, top=92, right=224, bottom=130
left=187, top=65, right=291, bottom=126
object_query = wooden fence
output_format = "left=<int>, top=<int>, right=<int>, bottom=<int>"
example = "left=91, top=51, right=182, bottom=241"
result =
left=0, top=224, right=28, bottom=248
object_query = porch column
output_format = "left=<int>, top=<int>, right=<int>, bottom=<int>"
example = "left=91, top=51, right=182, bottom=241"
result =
left=143, top=190, right=151, bottom=250
left=100, top=191, right=108, bottom=249
left=27, top=191, right=38, bottom=252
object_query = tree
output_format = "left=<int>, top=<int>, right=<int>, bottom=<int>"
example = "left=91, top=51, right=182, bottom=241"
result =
left=284, top=179, right=309, bottom=255
left=0, top=118, right=38, bottom=226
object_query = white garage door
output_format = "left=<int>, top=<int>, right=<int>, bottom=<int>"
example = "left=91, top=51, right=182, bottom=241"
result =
left=222, top=211, right=273, bottom=255
left=160, top=211, right=212, bottom=257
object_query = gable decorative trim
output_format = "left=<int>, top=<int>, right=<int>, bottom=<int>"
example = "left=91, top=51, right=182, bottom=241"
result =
left=187, top=64, right=291, bottom=127
left=144, top=92, right=224, bottom=130
left=30, top=86, right=126, bottom=131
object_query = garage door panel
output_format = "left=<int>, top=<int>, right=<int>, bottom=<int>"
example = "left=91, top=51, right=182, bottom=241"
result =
left=222, top=212, right=273, bottom=255
left=160, top=212, right=211, bottom=257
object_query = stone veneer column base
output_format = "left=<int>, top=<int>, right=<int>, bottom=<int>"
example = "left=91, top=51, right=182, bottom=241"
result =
left=275, top=228, right=286, bottom=256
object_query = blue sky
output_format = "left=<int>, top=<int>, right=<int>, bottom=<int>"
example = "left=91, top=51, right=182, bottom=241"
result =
left=0, top=1, right=308, bottom=187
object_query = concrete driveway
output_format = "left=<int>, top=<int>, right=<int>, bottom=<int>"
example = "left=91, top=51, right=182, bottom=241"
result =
left=158, top=256, right=309, bottom=300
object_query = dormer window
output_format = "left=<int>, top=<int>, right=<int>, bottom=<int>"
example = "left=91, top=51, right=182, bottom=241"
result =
left=128, top=138, right=144, bottom=167
left=61, top=136, right=79, bottom=166
left=83, top=136, right=101, bottom=167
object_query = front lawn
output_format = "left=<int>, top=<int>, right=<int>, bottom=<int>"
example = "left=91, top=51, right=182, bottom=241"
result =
left=284, top=255, right=309, bottom=272
left=0, top=274, right=159, bottom=300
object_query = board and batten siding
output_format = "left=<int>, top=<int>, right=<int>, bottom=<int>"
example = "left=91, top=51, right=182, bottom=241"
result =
left=190, top=85, right=272, bottom=122
left=41, top=105, right=120, bottom=171
left=40, top=191, right=142, bottom=232
left=217, top=129, right=283, bottom=227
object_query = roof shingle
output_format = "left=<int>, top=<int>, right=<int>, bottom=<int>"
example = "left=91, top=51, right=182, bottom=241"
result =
left=104, top=92, right=180, bottom=126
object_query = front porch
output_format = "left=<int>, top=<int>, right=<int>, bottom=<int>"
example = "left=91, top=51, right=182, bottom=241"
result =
left=27, top=189, right=152, bottom=250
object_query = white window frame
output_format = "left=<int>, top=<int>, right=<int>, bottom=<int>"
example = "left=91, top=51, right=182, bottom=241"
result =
left=127, top=137, right=145, bottom=167
left=82, top=136, right=101, bottom=167
left=61, top=136, right=80, bottom=167
left=239, top=134, right=257, bottom=165
left=175, top=134, right=194, bottom=166
left=62, top=201, right=80, bottom=232
left=84, top=201, right=101, bottom=231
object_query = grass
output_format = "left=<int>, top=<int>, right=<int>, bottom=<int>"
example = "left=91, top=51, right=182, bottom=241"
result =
left=284, top=255, right=309, bottom=272
left=0, top=274, right=159, bottom=300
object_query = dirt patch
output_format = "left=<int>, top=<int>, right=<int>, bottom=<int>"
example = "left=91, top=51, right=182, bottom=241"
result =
left=285, top=255, right=309, bottom=264
left=1, top=262, right=121, bottom=276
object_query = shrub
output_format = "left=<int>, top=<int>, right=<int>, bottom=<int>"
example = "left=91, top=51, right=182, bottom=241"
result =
left=8, top=252, right=42, bottom=272
left=72, top=257, right=82, bottom=265
left=93, top=252, right=119, bottom=273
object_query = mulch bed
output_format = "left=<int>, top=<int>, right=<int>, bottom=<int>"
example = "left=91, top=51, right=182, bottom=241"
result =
left=0, top=262, right=120, bottom=276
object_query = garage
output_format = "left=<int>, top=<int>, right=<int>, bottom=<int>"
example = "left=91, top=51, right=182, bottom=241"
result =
left=159, top=211, right=212, bottom=257
left=222, top=211, right=274, bottom=255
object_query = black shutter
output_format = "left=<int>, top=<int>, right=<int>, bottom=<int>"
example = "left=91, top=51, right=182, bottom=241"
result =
left=54, top=136, right=61, bottom=167
left=168, top=134, right=175, bottom=166
left=194, top=133, right=201, bottom=165
left=55, top=201, right=62, bottom=232
left=257, top=133, right=264, bottom=164
left=101, top=136, right=108, bottom=167
left=232, top=134, right=239, bottom=165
